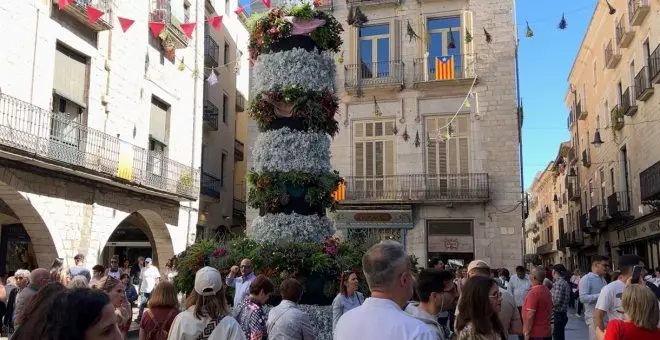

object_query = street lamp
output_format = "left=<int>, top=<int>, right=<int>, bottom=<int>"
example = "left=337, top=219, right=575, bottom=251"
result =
left=592, top=129, right=604, bottom=148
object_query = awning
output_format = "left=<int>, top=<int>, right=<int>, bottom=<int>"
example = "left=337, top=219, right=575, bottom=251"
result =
left=333, top=207, right=414, bottom=229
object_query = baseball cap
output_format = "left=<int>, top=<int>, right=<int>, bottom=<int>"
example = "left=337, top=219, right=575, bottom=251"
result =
left=145, top=258, right=153, bottom=263
left=195, top=266, right=223, bottom=296
left=553, top=264, right=567, bottom=274
left=467, top=260, right=490, bottom=272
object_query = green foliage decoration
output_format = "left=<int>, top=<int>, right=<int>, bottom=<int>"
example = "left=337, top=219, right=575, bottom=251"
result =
left=246, top=170, right=343, bottom=211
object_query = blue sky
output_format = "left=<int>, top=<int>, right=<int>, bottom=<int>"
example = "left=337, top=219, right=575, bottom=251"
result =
left=517, top=0, right=597, bottom=189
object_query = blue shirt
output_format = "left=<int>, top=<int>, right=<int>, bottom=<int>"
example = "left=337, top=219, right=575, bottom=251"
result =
left=332, top=292, right=363, bottom=332
left=579, top=272, right=607, bottom=322
left=226, top=273, right=256, bottom=307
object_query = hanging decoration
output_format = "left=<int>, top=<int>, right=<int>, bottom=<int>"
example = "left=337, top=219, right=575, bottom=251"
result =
left=149, top=22, right=166, bottom=38
left=606, top=0, right=616, bottom=15
left=352, top=7, right=368, bottom=28
left=407, top=21, right=420, bottom=42
left=347, top=7, right=355, bottom=26
left=464, top=99, right=471, bottom=109
left=401, top=126, right=410, bottom=142
left=525, top=21, right=534, bottom=38
left=373, top=97, right=382, bottom=117
left=58, top=0, right=72, bottom=10
left=483, top=28, right=492, bottom=44
left=414, top=130, right=421, bottom=147
left=426, top=132, right=432, bottom=147
left=86, top=5, right=105, bottom=25
left=207, top=70, right=218, bottom=86
left=558, top=13, right=567, bottom=30
left=235, top=6, right=246, bottom=16
left=178, top=58, right=186, bottom=71
left=208, top=15, right=223, bottom=30
left=118, top=17, right=135, bottom=32
left=465, top=29, right=472, bottom=43
left=262, top=0, right=271, bottom=9
left=336, top=51, right=344, bottom=64
left=448, top=27, right=456, bottom=49
left=180, top=23, right=197, bottom=39
left=392, top=123, right=398, bottom=136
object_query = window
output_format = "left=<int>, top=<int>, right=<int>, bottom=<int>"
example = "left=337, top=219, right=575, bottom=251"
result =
left=588, top=179, right=594, bottom=208
left=53, top=43, right=89, bottom=108
left=593, top=61, right=597, bottom=85
left=149, top=96, right=170, bottom=176
left=610, top=168, right=615, bottom=195
left=599, top=168, right=606, bottom=206
left=184, top=1, right=190, bottom=23
left=201, top=145, right=208, bottom=171
left=427, top=17, right=462, bottom=75
left=603, top=100, right=609, bottom=127
left=51, top=95, right=83, bottom=148
left=221, top=152, right=227, bottom=187
left=353, top=120, right=396, bottom=192
left=359, top=24, right=390, bottom=79
left=426, top=115, right=470, bottom=193
left=222, top=93, right=228, bottom=123
left=225, top=0, right=230, bottom=15
left=617, top=82, right=623, bottom=105
left=224, top=42, right=230, bottom=64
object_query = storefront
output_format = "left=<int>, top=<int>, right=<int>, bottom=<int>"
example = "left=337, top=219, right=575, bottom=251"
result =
left=616, top=213, right=660, bottom=269
left=333, top=206, right=414, bottom=246
left=426, top=219, right=475, bottom=266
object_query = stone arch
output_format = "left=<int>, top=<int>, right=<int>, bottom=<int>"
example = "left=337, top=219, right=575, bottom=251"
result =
left=0, top=179, right=59, bottom=268
left=103, top=209, right=174, bottom=272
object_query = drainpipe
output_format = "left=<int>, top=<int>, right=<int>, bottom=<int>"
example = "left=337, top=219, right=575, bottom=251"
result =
left=103, top=1, right=115, bottom=136
left=30, top=4, right=40, bottom=104
left=185, top=0, right=201, bottom=247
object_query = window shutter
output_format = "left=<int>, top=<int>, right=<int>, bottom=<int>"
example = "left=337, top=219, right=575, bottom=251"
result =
left=150, top=99, right=168, bottom=144
left=53, top=44, right=88, bottom=107
left=349, top=26, right=358, bottom=64
left=384, top=140, right=395, bottom=175
left=459, top=138, right=469, bottom=173
left=375, top=141, right=384, bottom=177
left=365, top=141, right=374, bottom=177
left=427, top=138, right=437, bottom=174
left=448, top=138, right=458, bottom=174
left=365, top=122, right=374, bottom=137
left=354, top=122, right=364, bottom=138
left=384, top=121, right=393, bottom=136
left=418, top=17, right=427, bottom=55
left=393, top=19, right=401, bottom=60
left=374, top=122, right=383, bottom=136
left=355, top=142, right=364, bottom=177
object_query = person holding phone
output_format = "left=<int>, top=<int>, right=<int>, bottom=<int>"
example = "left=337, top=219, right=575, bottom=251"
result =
left=594, top=255, right=645, bottom=340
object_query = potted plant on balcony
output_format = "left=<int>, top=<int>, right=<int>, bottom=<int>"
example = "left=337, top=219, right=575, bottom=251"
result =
left=176, top=170, right=194, bottom=196
left=611, top=106, right=624, bottom=130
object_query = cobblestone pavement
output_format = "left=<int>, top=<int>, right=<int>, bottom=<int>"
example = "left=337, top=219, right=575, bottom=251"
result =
left=565, top=308, right=589, bottom=340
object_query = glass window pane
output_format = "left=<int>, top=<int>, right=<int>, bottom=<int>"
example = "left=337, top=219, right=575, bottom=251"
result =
left=360, top=40, right=373, bottom=78
left=376, top=38, right=389, bottom=77
left=360, top=24, right=389, bottom=37
left=428, top=17, right=461, bottom=31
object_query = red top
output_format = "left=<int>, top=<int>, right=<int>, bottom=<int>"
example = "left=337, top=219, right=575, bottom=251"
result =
left=522, top=284, right=552, bottom=338
left=140, top=307, right=179, bottom=340
left=604, top=319, right=660, bottom=340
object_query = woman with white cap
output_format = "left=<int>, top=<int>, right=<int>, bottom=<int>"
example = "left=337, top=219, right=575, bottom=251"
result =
left=167, top=266, right=245, bottom=340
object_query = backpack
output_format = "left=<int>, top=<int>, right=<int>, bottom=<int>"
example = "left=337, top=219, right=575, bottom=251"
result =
left=145, top=309, right=176, bottom=340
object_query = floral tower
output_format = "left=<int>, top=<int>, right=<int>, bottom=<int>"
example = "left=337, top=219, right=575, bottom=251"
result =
left=246, top=3, right=343, bottom=243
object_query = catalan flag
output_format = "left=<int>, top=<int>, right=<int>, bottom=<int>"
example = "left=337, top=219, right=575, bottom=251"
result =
left=435, top=55, right=455, bottom=80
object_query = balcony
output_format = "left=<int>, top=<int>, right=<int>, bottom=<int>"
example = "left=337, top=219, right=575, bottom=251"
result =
left=576, top=100, right=587, bottom=120
left=605, top=40, right=621, bottom=69
left=412, top=54, right=477, bottom=89
left=621, top=87, right=638, bottom=116
left=313, top=0, right=334, bottom=11
left=340, top=173, right=489, bottom=204
left=589, top=205, right=609, bottom=227
left=582, top=150, right=591, bottom=168
left=344, top=60, right=404, bottom=94
left=558, top=231, right=567, bottom=249
left=651, top=45, right=660, bottom=84
left=0, top=92, right=199, bottom=199
left=608, top=191, right=632, bottom=221
left=634, top=66, right=654, bottom=101
left=234, top=139, right=244, bottom=162
left=641, top=160, right=660, bottom=202
left=567, top=230, right=584, bottom=247
left=235, top=91, right=245, bottom=112
left=611, top=105, right=624, bottom=130
left=580, top=213, right=595, bottom=233
left=201, top=172, right=221, bottom=199
left=346, top=0, right=400, bottom=6
left=54, top=0, right=113, bottom=31
left=615, top=15, right=634, bottom=48
left=150, top=0, right=188, bottom=49
left=204, top=34, right=219, bottom=68
left=537, top=242, right=554, bottom=255
left=628, top=0, right=650, bottom=26
left=567, top=182, right=580, bottom=202
left=567, top=147, right=577, bottom=164
left=233, top=198, right=246, bottom=216
left=203, top=101, right=219, bottom=131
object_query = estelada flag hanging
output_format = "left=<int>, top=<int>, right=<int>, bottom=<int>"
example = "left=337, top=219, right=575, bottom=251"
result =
left=435, top=56, right=455, bottom=81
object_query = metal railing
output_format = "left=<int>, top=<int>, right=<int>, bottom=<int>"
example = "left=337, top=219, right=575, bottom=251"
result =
left=635, top=66, right=654, bottom=100
left=203, top=101, right=219, bottom=131
left=589, top=205, right=609, bottom=225
left=233, top=198, right=246, bottom=216
left=567, top=230, right=584, bottom=247
left=615, top=15, right=632, bottom=47
left=60, top=0, right=113, bottom=30
left=641, top=160, right=660, bottom=202
left=537, top=242, right=553, bottom=255
left=608, top=191, right=631, bottom=217
left=234, top=139, right=244, bottom=162
left=0, top=92, right=199, bottom=198
left=346, top=0, right=399, bottom=5
left=621, top=86, right=637, bottom=116
left=341, top=173, right=489, bottom=202
left=604, top=40, right=619, bottom=68
left=629, top=0, right=650, bottom=25
left=201, top=172, right=221, bottom=199
left=576, top=99, right=586, bottom=119
left=412, top=54, right=477, bottom=83
left=204, top=34, right=219, bottom=67
left=235, top=91, right=245, bottom=112
left=344, top=60, right=404, bottom=89
left=150, top=0, right=187, bottom=44
left=651, top=45, right=660, bottom=83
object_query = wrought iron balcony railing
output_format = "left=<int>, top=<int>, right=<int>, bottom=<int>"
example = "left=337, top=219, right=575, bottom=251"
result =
left=233, top=198, right=246, bottom=216
left=580, top=213, right=590, bottom=232
left=640, top=160, right=660, bottom=202
left=203, top=101, right=219, bottom=131
left=235, top=91, right=245, bottom=112
left=621, top=86, right=638, bottom=116
left=537, top=242, right=554, bottom=255
left=340, top=173, right=489, bottom=203
left=604, top=40, right=621, bottom=69
left=635, top=66, right=654, bottom=101
left=204, top=34, right=219, bottom=68
left=567, top=230, right=584, bottom=247
left=56, top=0, right=113, bottom=31
left=589, top=205, right=609, bottom=226
left=608, top=191, right=631, bottom=220
left=576, top=100, right=587, bottom=120
left=629, top=0, right=650, bottom=26
left=651, top=45, right=660, bottom=84
left=344, top=60, right=404, bottom=89
left=412, top=54, right=477, bottom=84
left=615, top=15, right=634, bottom=48
left=234, top=139, right=244, bottom=162
left=201, top=172, right=221, bottom=199
left=0, top=92, right=199, bottom=198
left=150, top=0, right=188, bottom=49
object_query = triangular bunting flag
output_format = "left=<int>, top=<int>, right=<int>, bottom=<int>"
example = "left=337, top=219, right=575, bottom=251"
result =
left=180, top=22, right=196, bottom=39
left=149, top=22, right=166, bottom=38
left=118, top=17, right=135, bottom=32
left=235, top=6, right=245, bottom=16
left=207, top=71, right=218, bottom=86
left=208, top=15, right=223, bottom=30
left=58, top=0, right=72, bottom=10
left=262, top=0, right=271, bottom=8
left=86, top=5, right=104, bottom=25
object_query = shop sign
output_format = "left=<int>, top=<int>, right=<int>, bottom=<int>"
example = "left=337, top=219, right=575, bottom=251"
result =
left=334, top=209, right=413, bottom=229
left=619, top=218, right=660, bottom=243
left=428, top=235, right=474, bottom=253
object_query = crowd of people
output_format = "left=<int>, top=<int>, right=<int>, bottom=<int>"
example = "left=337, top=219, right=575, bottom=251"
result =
left=1, top=243, right=660, bottom=339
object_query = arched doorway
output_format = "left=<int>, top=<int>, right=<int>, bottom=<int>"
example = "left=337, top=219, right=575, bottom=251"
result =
left=0, top=180, right=59, bottom=274
left=101, top=210, right=173, bottom=272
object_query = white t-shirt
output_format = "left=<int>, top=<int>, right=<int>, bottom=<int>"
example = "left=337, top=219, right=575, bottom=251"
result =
left=139, top=266, right=161, bottom=293
left=595, top=280, right=625, bottom=322
left=167, top=308, right=245, bottom=340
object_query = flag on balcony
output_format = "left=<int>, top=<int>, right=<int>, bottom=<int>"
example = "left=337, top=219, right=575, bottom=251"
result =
left=208, top=15, right=223, bottom=30
left=86, top=5, right=104, bottom=25
left=117, top=141, right=134, bottom=181
left=435, top=56, right=455, bottom=80
left=180, top=23, right=197, bottom=39
left=57, top=0, right=72, bottom=10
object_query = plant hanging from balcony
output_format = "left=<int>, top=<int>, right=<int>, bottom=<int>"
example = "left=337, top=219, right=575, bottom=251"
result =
left=483, top=27, right=492, bottom=44
left=401, top=126, right=410, bottom=142
left=558, top=13, right=567, bottom=30
left=448, top=27, right=456, bottom=49
left=605, top=0, right=616, bottom=15
left=414, top=130, right=421, bottom=147
left=392, top=122, right=398, bottom=136
left=373, top=97, right=382, bottom=117
left=525, top=22, right=534, bottom=38
left=465, top=29, right=472, bottom=43
left=407, top=21, right=420, bottom=42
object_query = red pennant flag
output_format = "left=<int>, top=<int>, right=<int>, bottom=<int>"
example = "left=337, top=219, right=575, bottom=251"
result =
left=180, top=22, right=196, bottom=39
left=118, top=17, right=135, bottom=32
left=208, top=15, right=223, bottom=30
left=235, top=6, right=245, bottom=16
left=262, top=0, right=271, bottom=8
left=58, top=0, right=72, bottom=10
left=86, top=5, right=104, bottom=24
left=149, top=22, right=166, bottom=38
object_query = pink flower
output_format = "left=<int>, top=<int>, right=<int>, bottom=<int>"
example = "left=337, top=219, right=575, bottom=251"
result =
left=212, top=248, right=227, bottom=258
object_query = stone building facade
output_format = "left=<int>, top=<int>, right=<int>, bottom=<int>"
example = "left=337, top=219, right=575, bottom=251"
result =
left=246, top=0, right=523, bottom=269
left=0, top=0, right=206, bottom=273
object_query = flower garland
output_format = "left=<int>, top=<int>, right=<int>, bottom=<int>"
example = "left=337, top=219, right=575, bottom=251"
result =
left=251, top=213, right=335, bottom=243
left=247, top=3, right=343, bottom=61
left=246, top=170, right=342, bottom=211
left=248, top=85, right=340, bottom=136
left=252, top=127, right=331, bottom=173
left=251, top=48, right=336, bottom=95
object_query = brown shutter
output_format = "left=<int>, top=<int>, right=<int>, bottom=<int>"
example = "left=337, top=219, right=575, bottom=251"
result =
left=354, top=142, right=364, bottom=177
left=375, top=141, right=384, bottom=177
left=374, top=121, right=383, bottom=136
left=365, top=141, right=374, bottom=177
left=365, top=122, right=374, bottom=137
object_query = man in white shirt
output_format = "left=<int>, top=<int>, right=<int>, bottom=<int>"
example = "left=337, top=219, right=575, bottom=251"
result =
left=137, top=257, right=160, bottom=321
left=226, top=258, right=256, bottom=307
left=508, top=266, right=531, bottom=311
left=405, top=269, right=458, bottom=339
left=334, top=240, right=435, bottom=340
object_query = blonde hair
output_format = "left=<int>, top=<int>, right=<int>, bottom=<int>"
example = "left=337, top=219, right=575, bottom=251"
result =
left=148, top=281, right=179, bottom=309
left=185, top=288, right=229, bottom=320
left=622, top=284, right=660, bottom=329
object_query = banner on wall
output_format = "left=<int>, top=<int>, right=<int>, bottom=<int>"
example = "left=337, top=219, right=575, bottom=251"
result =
left=117, top=141, right=134, bottom=181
